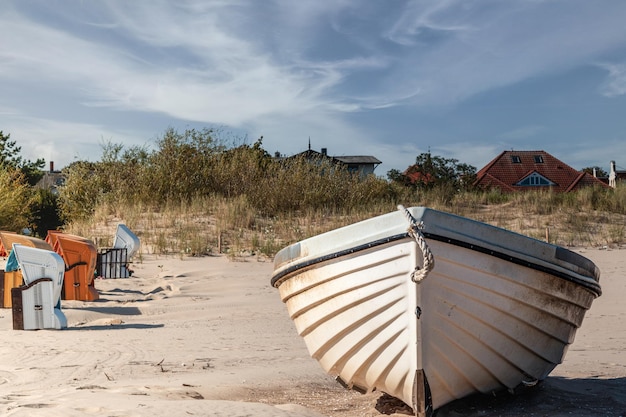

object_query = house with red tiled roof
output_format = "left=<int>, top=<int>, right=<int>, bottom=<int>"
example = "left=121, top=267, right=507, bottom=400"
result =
left=404, top=165, right=434, bottom=185
left=474, top=150, right=610, bottom=192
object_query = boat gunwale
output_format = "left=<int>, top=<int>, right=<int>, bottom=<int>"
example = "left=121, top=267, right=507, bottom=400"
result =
left=271, top=233, right=407, bottom=287
left=270, top=232, right=602, bottom=297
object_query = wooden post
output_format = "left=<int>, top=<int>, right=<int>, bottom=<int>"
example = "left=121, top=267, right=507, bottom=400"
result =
left=11, top=285, right=24, bottom=330
left=0, top=270, right=4, bottom=308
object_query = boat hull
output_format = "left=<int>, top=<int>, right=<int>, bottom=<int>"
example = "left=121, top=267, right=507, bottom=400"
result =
left=271, top=207, right=600, bottom=415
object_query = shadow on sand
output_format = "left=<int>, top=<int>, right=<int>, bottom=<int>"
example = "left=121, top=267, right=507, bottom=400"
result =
left=63, top=305, right=142, bottom=316
left=64, top=323, right=164, bottom=331
left=375, top=376, right=626, bottom=416
left=62, top=304, right=162, bottom=331
left=435, top=376, right=626, bottom=416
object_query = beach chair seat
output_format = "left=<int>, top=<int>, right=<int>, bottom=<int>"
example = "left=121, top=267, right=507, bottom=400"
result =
left=97, top=247, right=130, bottom=278
left=96, top=224, right=140, bottom=278
left=113, top=224, right=140, bottom=258
left=0, top=233, right=53, bottom=308
left=46, top=231, right=99, bottom=301
left=11, top=278, right=67, bottom=330
left=11, top=244, right=67, bottom=330
left=0, top=270, right=23, bottom=308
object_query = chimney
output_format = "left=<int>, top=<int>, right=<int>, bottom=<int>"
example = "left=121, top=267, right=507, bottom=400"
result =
left=50, top=161, right=54, bottom=172
left=321, top=148, right=327, bottom=156
left=609, top=161, right=617, bottom=188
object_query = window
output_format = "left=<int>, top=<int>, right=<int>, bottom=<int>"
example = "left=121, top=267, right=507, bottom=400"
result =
left=516, top=172, right=555, bottom=187
left=534, top=155, right=544, bottom=163
left=511, top=155, right=521, bottom=163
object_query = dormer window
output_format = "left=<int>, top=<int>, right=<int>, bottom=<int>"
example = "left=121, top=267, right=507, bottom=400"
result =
left=516, top=171, right=555, bottom=186
left=534, top=155, right=544, bottom=163
left=511, top=155, right=521, bottom=163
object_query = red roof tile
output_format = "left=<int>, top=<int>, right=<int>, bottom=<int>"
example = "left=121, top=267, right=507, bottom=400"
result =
left=474, top=150, right=610, bottom=192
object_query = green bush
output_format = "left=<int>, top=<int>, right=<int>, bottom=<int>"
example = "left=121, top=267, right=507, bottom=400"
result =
left=0, top=169, right=32, bottom=232
left=30, top=188, right=63, bottom=238
left=57, top=161, right=101, bottom=222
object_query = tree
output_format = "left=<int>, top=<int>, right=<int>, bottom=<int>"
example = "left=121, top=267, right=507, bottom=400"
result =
left=582, top=166, right=608, bottom=178
left=0, top=168, right=32, bottom=231
left=390, top=152, right=477, bottom=190
left=30, top=188, right=63, bottom=238
left=0, top=130, right=46, bottom=185
left=387, top=168, right=413, bottom=187
left=147, top=127, right=226, bottom=201
left=57, top=161, right=100, bottom=222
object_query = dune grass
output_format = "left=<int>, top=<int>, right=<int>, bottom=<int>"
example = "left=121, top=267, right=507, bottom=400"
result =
left=62, top=184, right=626, bottom=260
left=56, top=130, right=626, bottom=258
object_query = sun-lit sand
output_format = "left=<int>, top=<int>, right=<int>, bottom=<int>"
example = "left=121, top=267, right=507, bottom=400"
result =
left=0, top=248, right=624, bottom=416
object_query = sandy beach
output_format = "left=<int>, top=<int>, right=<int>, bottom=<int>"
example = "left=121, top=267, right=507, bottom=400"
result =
left=0, top=248, right=624, bottom=416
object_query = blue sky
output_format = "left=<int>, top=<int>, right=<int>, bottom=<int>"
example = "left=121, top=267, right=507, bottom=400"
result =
left=2, top=1, right=626, bottom=176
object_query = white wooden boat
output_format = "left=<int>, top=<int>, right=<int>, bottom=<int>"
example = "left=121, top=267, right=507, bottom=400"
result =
left=271, top=206, right=601, bottom=416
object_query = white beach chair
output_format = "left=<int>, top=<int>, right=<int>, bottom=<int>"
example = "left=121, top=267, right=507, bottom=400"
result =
left=11, top=244, right=67, bottom=330
left=99, top=224, right=140, bottom=278
left=113, top=224, right=140, bottom=258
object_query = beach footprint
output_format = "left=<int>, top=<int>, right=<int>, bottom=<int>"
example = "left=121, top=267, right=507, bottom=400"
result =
left=143, top=283, right=179, bottom=300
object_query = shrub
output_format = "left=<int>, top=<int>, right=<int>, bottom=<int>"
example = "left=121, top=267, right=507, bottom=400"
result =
left=30, top=188, right=63, bottom=238
left=57, top=161, right=101, bottom=222
left=0, top=169, right=32, bottom=232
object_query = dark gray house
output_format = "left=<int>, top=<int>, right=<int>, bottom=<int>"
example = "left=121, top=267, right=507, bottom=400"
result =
left=284, top=145, right=381, bottom=177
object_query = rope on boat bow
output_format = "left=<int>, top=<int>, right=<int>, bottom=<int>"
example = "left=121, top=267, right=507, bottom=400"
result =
left=398, top=205, right=435, bottom=283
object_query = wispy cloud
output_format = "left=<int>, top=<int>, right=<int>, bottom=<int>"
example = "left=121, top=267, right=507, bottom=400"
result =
left=598, top=62, right=626, bottom=97
left=379, top=0, right=626, bottom=106
left=3, top=114, right=150, bottom=166
left=8, top=1, right=624, bottom=116
left=1, top=0, right=626, bottom=172
left=385, top=0, right=473, bottom=47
